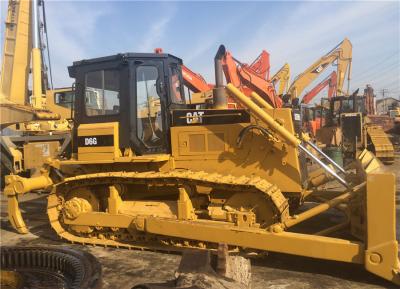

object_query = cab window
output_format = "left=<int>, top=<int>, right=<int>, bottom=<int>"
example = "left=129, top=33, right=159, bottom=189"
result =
left=54, top=91, right=74, bottom=108
left=136, top=65, right=164, bottom=148
left=85, top=70, right=120, bottom=116
left=169, top=65, right=185, bottom=104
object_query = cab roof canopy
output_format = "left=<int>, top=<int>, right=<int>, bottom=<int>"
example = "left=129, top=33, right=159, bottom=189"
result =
left=68, top=52, right=183, bottom=78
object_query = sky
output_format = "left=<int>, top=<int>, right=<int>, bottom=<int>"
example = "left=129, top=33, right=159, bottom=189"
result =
left=1, top=0, right=399, bottom=103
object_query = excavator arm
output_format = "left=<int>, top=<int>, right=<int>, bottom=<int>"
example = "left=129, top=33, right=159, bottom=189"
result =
left=155, top=48, right=213, bottom=105
left=221, top=47, right=282, bottom=107
left=288, top=38, right=352, bottom=100
left=271, top=63, right=290, bottom=96
left=301, top=71, right=337, bottom=104
left=247, top=50, right=270, bottom=80
left=181, top=64, right=213, bottom=93
left=170, top=48, right=274, bottom=107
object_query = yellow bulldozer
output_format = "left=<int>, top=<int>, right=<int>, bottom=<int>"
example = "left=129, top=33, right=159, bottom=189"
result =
left=3, top=47, right=400, bottom=285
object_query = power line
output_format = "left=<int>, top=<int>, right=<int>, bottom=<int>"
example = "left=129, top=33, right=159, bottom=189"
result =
left=351, top=61, right=399, bottom=83
left=349, top=52, right=399, bottom=81
left=351, top=72, right=399, bottom=92
left=384, top=80, right=400, bottom=88
left=352, top=51, right=399, bottom=76
left=352, top=63, right=399, bottom=82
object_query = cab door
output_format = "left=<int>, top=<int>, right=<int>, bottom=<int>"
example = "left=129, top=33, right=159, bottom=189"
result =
left=72, top=59, right=130, bottom=154
left=130, top=59, right=168, bottom=154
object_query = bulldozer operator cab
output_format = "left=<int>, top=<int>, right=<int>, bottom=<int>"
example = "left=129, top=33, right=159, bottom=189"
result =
left=68, top=53, right=188, bottom=157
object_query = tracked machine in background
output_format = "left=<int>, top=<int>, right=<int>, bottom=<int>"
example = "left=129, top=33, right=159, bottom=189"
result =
left=3, top=48, right=400, bottom=285
left=283, top=38, right=394, bottom=164
left=323, top=89, right=395, bottom=164
left=301, top=71, right=337, bottom=136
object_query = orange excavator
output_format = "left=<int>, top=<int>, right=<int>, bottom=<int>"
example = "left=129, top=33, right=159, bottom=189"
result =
left=177, top=47, right=280, bottom=108
left=155, top=48, right=213, bottom=94
left=245, top=50, right=270, bottom=80
left=180, top=50, right=271, bottom=94
left=218, top=45, right=282, bottom=107
left=155, top=48, right=214, bottom=105
left=181, top=64, right=213, bottom=93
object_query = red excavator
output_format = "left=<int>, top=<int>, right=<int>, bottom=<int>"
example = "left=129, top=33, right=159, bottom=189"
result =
left=169, top=47, right=280, bottom=108
left=218, top=45, right=281, bottom=108
left=301, top=71, right=337, bottom=105
left=181, top=64, right=213, bottom=93
left=245, top=50, right=270, bottom=80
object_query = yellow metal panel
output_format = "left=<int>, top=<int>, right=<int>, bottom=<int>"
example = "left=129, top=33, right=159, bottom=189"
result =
left=78, top=128, right=116, bottom=137
left=31, top=47, right=43, bottom=108
left=23, top=141, right=59, bottom=170
left=171, top=115, right=303, bottom=193
left=77, top=153, right=115, bottom=161
left=45, top=88, right=72, bottom=119
left=143, top=217, right=364, bottom=264
left=61, top=154, right=171, bottom=165
left=77, top=122, right=120, bottom=161
left=207, top=132, right=225, bottom=151
left=188, top=134, right=206, bottom=152
left=78, top=147, right=116, bottom=153
left=365, top=171, right=400, bottom=284
left=78, top=122, right=117, bottom=136
left=0, top=0, right=32, bottom=104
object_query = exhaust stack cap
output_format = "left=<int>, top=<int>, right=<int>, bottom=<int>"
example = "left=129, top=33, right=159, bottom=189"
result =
left=213, top=45, right=227, bottom=109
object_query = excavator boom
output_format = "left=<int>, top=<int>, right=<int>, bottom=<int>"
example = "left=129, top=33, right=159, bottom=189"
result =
left=301, top=71, right=337, bottom=104
left=221, top=46, right=282, bottom=107
left=181, top=64, right=213, bottom=93
left=247, top=50, right=270, bottom=80
left=288, top=38, right=352, bottom=100
left=271, top=63, right=290, bottom=96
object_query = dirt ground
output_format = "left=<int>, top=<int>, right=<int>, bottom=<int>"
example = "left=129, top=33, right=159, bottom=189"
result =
left=1, top=156, right=399, bottom=289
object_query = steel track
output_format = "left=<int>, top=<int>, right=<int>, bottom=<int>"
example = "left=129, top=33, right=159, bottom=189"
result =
left=47, top=170, right=289, bottom=252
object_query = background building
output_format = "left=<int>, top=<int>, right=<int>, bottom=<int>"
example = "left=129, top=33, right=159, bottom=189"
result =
left=376, top=97, right=400, bottom=114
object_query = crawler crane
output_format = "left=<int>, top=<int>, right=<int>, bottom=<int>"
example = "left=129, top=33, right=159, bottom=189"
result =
left=0, top=0, right=73, bottom=184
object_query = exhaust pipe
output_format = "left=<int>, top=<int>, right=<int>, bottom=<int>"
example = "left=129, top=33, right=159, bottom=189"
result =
left=213, top=45, right=227, bottom=109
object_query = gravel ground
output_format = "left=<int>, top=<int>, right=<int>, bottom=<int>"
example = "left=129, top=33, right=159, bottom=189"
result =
left=1, top=155, right=399, bottom=289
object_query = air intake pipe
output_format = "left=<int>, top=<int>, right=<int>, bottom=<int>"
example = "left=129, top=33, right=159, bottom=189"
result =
left=213, top=45, right=227, bottom=109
